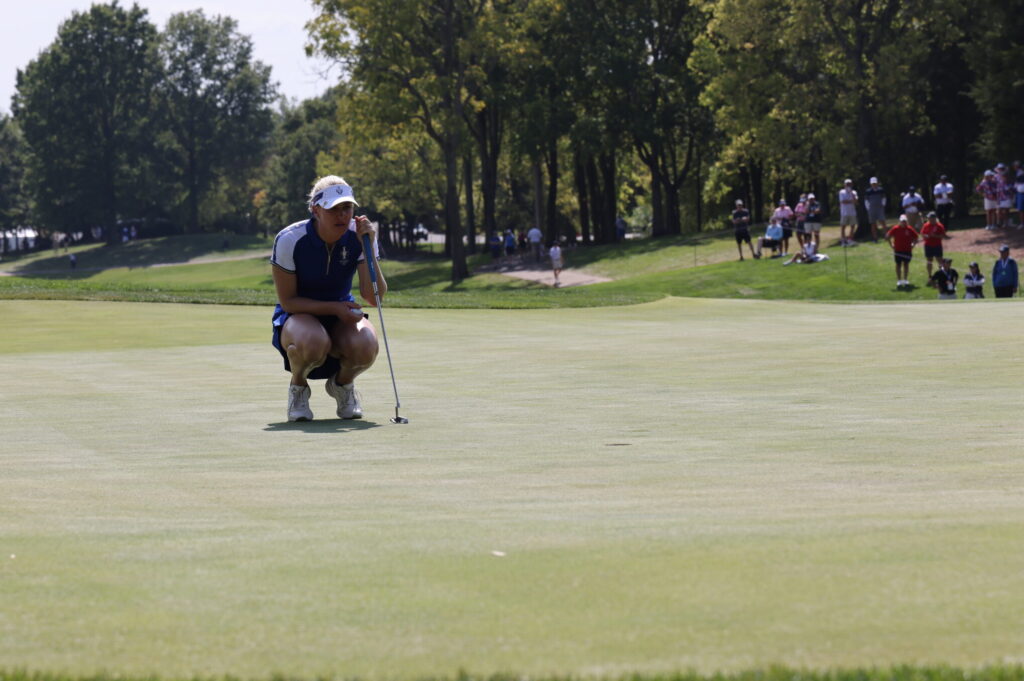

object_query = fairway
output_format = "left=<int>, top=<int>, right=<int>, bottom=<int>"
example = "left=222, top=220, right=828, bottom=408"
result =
left=1, top=298, right=1023, bottom=678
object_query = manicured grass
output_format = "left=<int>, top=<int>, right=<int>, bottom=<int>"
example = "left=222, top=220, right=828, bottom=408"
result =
left=2, top=298, right=1023, bottom=679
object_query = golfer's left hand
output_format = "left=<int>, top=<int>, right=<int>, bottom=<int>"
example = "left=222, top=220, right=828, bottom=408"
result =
left=355, top=215, right=375, bottom=241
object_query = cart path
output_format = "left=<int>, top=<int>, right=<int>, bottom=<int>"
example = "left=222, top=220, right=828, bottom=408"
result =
left=474, top=257, right=611, bottom=287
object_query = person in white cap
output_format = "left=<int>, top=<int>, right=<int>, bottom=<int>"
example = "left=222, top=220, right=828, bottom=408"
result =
left=837, top=179, right=858, bottom=246
left=270, top=175, right=386, bottom=422
left=863, top=177, right=886, bottom=242
left=975, top=170, right=1000, bottom=230
left=803, top=193, right=823, bottom=246
left=886, top=214, right=919, bottom=289
left=731, top=199, right=755, bottom=260
left=900, top=185, right=925, bottom=229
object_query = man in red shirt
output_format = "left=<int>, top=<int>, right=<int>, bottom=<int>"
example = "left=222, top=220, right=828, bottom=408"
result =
left=886, top=214, right=920, bottom=289
left=919, top=211, right=950, bottom=279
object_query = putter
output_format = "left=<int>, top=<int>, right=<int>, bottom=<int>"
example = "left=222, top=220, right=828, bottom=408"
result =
left=362, top=232, right=408, bottom=424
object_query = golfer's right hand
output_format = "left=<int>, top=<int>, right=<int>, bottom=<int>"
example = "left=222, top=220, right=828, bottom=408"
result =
left=335, top=300, right=364, bottom=322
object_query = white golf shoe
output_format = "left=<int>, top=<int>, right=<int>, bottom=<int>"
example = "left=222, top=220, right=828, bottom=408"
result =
left=287, top=384, right=314, bottom=422
left=326, top=380, right=363, bottom=419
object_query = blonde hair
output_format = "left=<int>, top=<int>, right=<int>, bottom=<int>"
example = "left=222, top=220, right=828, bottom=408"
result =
left=308, top=175, right=348, bottom=206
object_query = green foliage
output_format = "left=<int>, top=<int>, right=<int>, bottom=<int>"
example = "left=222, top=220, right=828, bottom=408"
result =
left=0, top=115, right=30, bottom=230
left=12, top=2, right=163, bottom=232
left=159, top=10, right=277, bottom=233
left=256, top=91, right=343, bottom=229
left=963, top=2, right=1024, bottom=159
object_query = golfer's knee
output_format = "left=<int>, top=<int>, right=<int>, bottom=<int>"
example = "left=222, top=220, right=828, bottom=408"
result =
left=346, top=331, right=379, bottom=367
left=287, top=335, right=330, bottom=368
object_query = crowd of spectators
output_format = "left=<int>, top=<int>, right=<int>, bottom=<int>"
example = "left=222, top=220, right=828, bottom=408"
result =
left=730, top=162, right=1024, bottom=299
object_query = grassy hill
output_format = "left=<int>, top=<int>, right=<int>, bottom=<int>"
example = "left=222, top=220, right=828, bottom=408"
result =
left=0, top=222, right=1017, bottom=307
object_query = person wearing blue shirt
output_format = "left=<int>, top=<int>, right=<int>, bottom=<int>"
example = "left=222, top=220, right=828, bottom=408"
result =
left=754, top=217, right=785, bottom=259
left=991, top=244, right=1019, bottom=298
left=270, top=176, right=386, bottom=422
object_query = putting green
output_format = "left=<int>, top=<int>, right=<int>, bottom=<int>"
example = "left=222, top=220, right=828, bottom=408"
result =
left=1, top=298, right=1022, bottom=678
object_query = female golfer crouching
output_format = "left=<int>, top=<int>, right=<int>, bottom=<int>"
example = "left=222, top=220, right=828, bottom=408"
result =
left=271, top=175, right=386, bottom=421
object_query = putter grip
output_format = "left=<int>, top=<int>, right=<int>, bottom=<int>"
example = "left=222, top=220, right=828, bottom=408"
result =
left=362, top=234, right=377, bottom=283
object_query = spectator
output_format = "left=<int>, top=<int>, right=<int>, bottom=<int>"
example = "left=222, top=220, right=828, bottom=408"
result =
left=793, top=194, right=808, bottom=248
left=804, top=193, right=823, bottom=246
left=527, top=225, right=543, bottom=263
left=731, top=199, right=755, bottom=261
left=976, top=170, right=1001, bottom=230
left=783, top=239, right=830, bottom=265
left=615, top=215, right=627, bottom=241
left=929, top=258, right=959, bottom=300
left=1014, top=161, right=1024, bottom=229
left=838, top=179, right=859, bottom=245
left=863, top=176, right=886, bottom=242
left=963, top=262, right=985, bottom=299
left=69, top=253, right=77, bottom=270
left=504, top=229, right=517, bottom=258
left=549, top=241, right=563, bottom=287
left=901, top=186, right=926, bottom=229
left=933, top=174, right=955, bottom=225
left=991, top=244, right=1018, bottom=298
left=886, top=214, right=919, bottom=289
left=919, top=211, right=951, bottom=279
left=754, top=217, right=784, bottom=259
left=772, top=199, right=795, bottom=255
left=489, top=231, right=502, bottom=259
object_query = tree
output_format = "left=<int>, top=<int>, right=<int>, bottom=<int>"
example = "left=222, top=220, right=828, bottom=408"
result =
left=309, top=0, right=485, bottom=283
left=964, top=2, right=1024, bottom=161
left=159, top=10, right=276, bottom=233
left=257, top=92, right=343, bottom=231
left=694, top=0, right=964, bottom=218
left=0, top=115, right=30, bottom=237
left=13, top=1, right=162, bottom=234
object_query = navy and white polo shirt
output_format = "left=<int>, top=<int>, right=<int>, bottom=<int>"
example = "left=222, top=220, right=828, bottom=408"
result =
left=271, top=219, right=377, bottom=303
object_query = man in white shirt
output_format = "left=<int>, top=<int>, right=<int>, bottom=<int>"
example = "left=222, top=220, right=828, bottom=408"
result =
left=901, top=186, right=925, bottom=229
left=838, top=179, right=859, bottom=246
left=933, top=175, right=954, bottom=226
left=526, top=226, right=543, bottom=263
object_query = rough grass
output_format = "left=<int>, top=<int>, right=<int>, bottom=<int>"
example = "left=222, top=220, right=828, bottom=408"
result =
left=2, top=668, right=1024, bottom=681
left=3, top=224, right=1017, bottom=307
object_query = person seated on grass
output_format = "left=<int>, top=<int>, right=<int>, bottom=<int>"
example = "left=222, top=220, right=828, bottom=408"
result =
left=929, top=258, right=959, bottom=300
left=753, top=217, right=784, bottom=259
left=783, top=239, right=830, bottom=265
left=963, top=262, right=985, bottom=299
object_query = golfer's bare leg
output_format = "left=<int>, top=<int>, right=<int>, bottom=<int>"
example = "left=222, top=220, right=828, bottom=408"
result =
left=281, top=314, right=330, bottom=386
left=330, top=317, right=379, bottom=385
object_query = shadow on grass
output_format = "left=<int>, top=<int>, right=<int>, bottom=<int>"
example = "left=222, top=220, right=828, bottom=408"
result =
left=7, top=234, right=272, bottom=279
left=264, top=419, right=383, bottom=432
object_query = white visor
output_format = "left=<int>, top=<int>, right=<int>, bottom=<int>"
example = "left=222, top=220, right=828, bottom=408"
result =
left=311, top=183, right=358, bottom=209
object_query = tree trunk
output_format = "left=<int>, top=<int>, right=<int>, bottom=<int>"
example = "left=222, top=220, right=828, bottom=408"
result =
left=599, top=152, right=616, bottom=242
left=545, top=140, right=559, bottom=242
left=444, top=135, right=468, bottom=283
left=573, top=150, right=591, bottom=244
left=463, top=153, right=476, bottom=254
left=478, top=107, right=500, bottom=242
left=532, top=159, right=544, bottom=238
left=650, top=163, right=665, bottom=237
left=585, top=156, right=603, bottom=243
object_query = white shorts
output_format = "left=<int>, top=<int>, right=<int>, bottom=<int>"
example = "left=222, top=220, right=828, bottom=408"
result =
left=984, top=198, right=999, bottom=211
left=839, top=213, right=857, bottom=226
left=999, top=199, right=1012, bottom=209
left=804, top=222, right=822, bottom=232
left=551, top=258, right=562, bottom=269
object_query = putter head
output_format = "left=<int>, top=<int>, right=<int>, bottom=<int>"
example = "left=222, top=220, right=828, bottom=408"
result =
left=391, top=416, right=409, bottom=424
